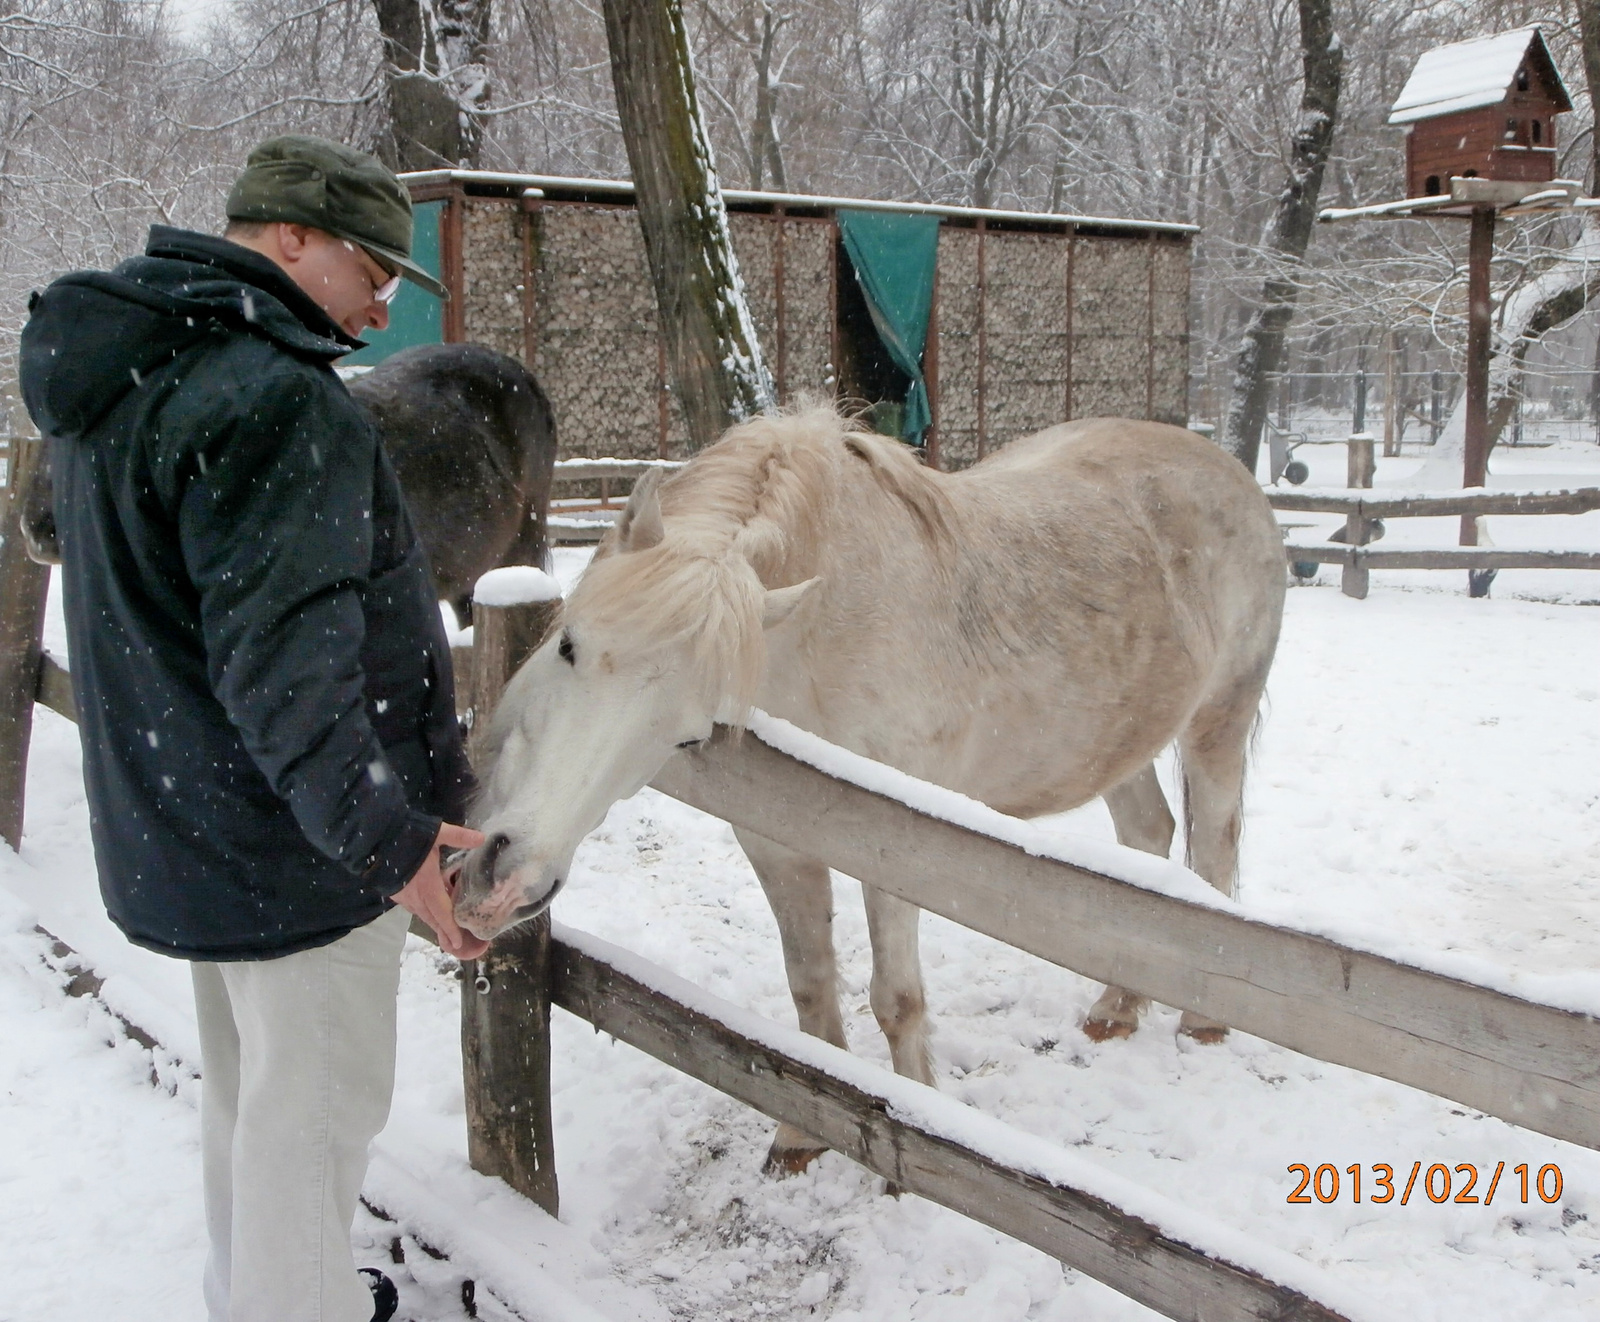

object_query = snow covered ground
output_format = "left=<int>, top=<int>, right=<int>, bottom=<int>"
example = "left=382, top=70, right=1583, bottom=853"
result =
left=3, top=436, right=1600, bottom=1321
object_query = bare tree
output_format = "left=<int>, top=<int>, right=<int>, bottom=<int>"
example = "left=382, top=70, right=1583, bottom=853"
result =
left=1220, top=0, right=1343, bottom=473
left=371, top=0, right=493, bottom=168
left=601, top=0, right=775, bottom=448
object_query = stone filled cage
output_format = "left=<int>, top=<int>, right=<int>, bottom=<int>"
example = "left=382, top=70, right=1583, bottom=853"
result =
left=365, top=171, right=1195, bottom=471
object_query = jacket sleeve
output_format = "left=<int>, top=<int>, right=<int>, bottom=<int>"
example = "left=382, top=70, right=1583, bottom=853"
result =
left=171, top=365, right=439, bottom=895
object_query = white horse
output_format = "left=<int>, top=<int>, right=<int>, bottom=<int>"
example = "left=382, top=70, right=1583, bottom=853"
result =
left=454, top=407, right=1286, bottom=1172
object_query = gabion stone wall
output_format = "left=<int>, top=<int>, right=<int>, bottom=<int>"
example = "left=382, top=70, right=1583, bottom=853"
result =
left=935, top=230, right=1191, bottom=471
left=983, top=231, right=1072, bottom=449
left=1149, top=240, right=1190, bottom=428
left=530, top=205, right=660, bottom=459
left=448, top=186, right=1190, bottom=467
left=932, top=229, right=982, bottom=469
left=460, top=198, right=525, bottom=364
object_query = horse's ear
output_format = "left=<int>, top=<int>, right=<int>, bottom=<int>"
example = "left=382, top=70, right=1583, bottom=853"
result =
left=762, top=577, right=820, bottom=629
left=616, top=469, right=665, bottom=552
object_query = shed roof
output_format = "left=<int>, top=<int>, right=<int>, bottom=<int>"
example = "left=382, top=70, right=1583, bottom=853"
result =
left=1387, top=27, right=1571, bottom=125
left=398, top=169, right=1198, bottom=237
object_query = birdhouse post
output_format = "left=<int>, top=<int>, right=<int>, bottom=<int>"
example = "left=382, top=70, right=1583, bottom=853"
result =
left=1318, top=27, right=1587, bottom=596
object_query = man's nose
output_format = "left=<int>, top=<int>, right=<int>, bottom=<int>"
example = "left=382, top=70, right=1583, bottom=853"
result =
left=367, top=300, right=390, bottom=333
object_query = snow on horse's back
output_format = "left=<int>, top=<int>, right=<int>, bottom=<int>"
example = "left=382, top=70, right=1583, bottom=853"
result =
left=455, top=404, right=1286, bottom=1170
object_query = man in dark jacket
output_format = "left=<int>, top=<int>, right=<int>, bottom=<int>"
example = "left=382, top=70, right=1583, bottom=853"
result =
left=19, top=136, right=487, bottom=1322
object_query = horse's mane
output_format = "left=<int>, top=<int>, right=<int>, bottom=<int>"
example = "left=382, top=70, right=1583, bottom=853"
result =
left=568, top=406, right=953, bottom=716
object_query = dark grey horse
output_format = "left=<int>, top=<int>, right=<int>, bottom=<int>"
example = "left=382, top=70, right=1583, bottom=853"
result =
left=20, top=342, right=555, bottom=627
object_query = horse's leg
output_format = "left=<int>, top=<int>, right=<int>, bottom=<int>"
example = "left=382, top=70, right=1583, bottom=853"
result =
left=733, top=826, right=846, bottom=1175
left=861, top=886, right=934, bottom=1086
left=1083, top=762, right=1176, bottom=1042
left=1174, top=698, right=1257, bottom=1044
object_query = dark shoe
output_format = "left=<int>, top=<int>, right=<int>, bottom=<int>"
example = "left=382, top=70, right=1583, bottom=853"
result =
left=360, top=1267, right=399, bottom=1322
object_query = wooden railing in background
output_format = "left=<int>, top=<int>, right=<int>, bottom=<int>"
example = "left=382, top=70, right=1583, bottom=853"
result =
left=1265, top=483, right=1600, bottom=599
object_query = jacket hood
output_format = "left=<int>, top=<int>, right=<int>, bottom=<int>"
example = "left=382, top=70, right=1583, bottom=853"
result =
left=20, top=225, right=364, bottom=441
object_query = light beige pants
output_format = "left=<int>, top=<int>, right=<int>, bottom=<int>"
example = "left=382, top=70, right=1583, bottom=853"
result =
left=192, top=904, right=410, bottom=1322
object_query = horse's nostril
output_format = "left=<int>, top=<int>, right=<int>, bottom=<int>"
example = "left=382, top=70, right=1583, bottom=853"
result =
left=483, top=832, right=511, bottom=871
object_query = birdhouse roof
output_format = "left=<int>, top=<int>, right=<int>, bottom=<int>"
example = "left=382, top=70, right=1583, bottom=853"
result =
left=1388, top=27, right=1572, bottom=125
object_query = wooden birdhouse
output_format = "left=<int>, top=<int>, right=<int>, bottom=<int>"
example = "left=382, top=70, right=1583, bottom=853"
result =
left=1389, top=27, right=1572, bottom=198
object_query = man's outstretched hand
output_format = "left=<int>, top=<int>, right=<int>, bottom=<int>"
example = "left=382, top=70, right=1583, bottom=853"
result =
left=392, top=821, right=490, bottom=960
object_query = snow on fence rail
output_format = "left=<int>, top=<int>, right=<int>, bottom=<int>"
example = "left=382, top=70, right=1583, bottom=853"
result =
left=548, top=459, right=687, bottom=543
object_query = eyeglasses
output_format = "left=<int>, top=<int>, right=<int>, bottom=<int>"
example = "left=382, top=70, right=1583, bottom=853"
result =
left=360, top=247, right=402, bottom=303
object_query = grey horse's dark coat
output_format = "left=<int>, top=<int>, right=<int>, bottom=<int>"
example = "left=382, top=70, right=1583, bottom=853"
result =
left=349, top=343, right=556, bottom=625
left=21, top=340, right=556, bottom=627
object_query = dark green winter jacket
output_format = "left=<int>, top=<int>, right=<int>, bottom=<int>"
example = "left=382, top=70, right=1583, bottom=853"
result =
left=19, top=226, right=474, bottom=960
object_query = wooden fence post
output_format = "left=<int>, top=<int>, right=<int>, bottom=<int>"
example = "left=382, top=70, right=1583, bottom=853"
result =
left=460, top=583, right=561, bottom=1216
left=0, top=437, right=53, bottom=849
left=1340, top=433, right=1376, bottom=600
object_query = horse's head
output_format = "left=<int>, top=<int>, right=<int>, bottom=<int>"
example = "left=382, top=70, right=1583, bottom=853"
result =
left=453, top=469, right=817, bottom=939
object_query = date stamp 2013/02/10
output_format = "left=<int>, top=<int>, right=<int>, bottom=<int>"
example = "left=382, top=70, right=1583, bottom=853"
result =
left=1287, top=1162, right=1564, bottom=1206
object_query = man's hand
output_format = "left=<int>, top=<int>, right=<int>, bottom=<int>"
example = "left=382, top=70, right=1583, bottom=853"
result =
left=392, top=821, right=489, bottom=960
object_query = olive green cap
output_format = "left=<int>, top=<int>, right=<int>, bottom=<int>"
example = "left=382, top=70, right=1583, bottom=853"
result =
left=225, top=134, right=447, bottom=299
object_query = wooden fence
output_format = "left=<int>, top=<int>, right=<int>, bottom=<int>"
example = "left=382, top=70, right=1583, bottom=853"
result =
left=8, top=447, right=1600, bottom=1319
left=548, top=458, right=684, bottom=544
left=1265, top=463, right=1600, bottom=599
left=423, top=594, right=1600, bottom=1322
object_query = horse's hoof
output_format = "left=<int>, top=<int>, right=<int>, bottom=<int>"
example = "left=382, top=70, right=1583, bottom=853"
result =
left=1081, top=1015, right=1137, bottom=1043
left=1179, top=1023, right=1229, bottom=1045
left=762, top=1144, right=826, bottom=1178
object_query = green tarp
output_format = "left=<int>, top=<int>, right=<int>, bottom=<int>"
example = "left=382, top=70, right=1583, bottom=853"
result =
left=838, top=209, right=940, bottom=446
left=342, top=198, right=444, bottom=366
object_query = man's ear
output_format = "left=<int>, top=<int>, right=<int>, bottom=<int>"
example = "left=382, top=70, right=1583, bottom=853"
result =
left=274, top=222, right=311, bottom=265
left=616, top=469, right=665, bottom=552
left=762, top=577, right=821, bottom=629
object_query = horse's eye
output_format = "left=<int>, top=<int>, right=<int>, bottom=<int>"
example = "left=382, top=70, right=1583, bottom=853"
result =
left=557, top=631, right=575, bottom=665
left=676, top=738, right=706, bottom=751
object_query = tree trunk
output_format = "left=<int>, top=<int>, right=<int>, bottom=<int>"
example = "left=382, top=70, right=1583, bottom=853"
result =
left=601, top=0, right=775, bottom=450
left=750, top=5, right=787, bottom=192
left=1219, top=0, right=1342, bottom=475
left=371, top=0, right=493, bottom=171
left=1579, top=0, right=1600, bottom=429
left=1415, top=221, right=1600, bottom=486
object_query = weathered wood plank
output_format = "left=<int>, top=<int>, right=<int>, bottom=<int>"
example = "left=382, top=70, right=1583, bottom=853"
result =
left=462, top=594, right=563, bottom=1214
left=1284, top=544, right=1600, bottom=571
left=0, top=437, right=53, bottom=849
left=550, top=928, right=1357, bottom=1322
left=1360, top=547, right=1600, bottom=571
left=35, top=651, right=75, bottom=724
left=650, top=729, right=1600, bottom=1151
left=551, top=458, right=686, bottom=484
left=1268, top=487, right=1600, bottom=518
left=462, top=913, right=560, bottom=1217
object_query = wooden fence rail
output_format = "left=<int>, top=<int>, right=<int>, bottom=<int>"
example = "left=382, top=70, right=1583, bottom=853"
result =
left=651, top=727, right=1600, bottom=1153
left=551, top=457, right=685, bottom=483
left=550, top=924, right=1357, bottom=1322
left=1283, top=545, right=1600, bottom=572
left=1264, top=484, right=1600, bottom=598
left=1267, top=486, right=1600, bottom=520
